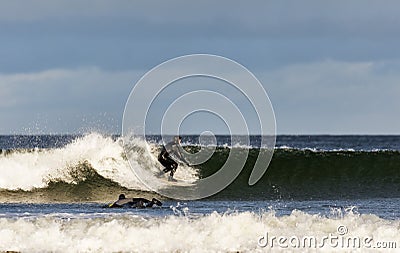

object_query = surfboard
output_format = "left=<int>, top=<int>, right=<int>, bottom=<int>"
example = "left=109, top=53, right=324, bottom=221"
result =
left=156, top=171, right=194, bottom=186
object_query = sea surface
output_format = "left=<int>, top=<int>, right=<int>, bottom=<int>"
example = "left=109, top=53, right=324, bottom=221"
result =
left=0, top=133, right=399, bottom=252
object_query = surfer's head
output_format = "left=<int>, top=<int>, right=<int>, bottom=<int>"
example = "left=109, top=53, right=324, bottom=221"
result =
left=118, top=194, right=126, bottom=200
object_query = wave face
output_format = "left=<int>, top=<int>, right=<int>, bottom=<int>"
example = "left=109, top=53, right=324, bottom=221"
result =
left=202, top=148, right=400, bottom=200
left=1, top=134, right=400, bottom=202
left=0, top=209, right=399, bottom=252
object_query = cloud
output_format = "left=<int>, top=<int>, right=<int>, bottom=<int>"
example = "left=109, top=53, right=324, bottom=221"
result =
left=0, top=67, right=142, bottom=134
left=1, top=1, right=399, bottom=134
left=262, top=60, right=400, bottom=134
left=1, top=59, right=399, bottom=134
left=2, top=0, right=400, bottom=76
left=1, top=0, right=400, bottom=39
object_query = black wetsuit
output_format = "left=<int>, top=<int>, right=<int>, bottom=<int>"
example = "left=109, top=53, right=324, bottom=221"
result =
left=158, top=141, right=181, bottom=177
left=109, top=197, right=162, bottom=208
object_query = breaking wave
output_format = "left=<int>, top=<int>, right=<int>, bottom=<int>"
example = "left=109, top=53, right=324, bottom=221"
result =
left=1, top=133, right=400, bottom=202
left=0, top=208, right=398, bottom=252
left=0, top=133, right=197, bottom=202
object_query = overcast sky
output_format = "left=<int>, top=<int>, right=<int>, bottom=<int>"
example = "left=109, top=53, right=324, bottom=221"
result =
left=1, top=0, right=400, bottom=134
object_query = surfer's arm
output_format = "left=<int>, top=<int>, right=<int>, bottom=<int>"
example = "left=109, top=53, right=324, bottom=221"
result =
left=159, top=146, right=168, bottom=160
left=108, top=202, right=121, bottom=208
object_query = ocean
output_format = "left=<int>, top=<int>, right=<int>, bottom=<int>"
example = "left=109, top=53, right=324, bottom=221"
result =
left=0, top=133, right=399, bottom=252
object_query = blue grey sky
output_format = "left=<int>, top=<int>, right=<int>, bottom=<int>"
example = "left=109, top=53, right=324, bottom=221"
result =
left=1, top=0, right=400, bottom=134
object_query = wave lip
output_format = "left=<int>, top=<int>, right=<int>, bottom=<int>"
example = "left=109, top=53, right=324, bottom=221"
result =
left=0, top=133, right=146, bottom=192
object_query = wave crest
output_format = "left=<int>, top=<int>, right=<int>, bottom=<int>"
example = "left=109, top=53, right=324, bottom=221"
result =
left=0, top=133, right=145, bottom=191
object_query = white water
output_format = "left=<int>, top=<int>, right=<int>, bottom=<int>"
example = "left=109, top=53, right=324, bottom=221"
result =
left=0, top=210, right=398, bottom=252
left=0, top=133, right=198, bottom=191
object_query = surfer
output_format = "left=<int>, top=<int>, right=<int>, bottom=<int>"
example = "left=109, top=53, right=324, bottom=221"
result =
left=108, top=194, right=162, bottom=208
left=158, top=136, right=189, bottom=180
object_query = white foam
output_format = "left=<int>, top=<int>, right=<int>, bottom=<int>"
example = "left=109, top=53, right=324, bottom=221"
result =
left=0, top=133, right=142, bottom=190
left=0, top=210, right=398, bottom=252
left=0, top=133, right=198, bottom=191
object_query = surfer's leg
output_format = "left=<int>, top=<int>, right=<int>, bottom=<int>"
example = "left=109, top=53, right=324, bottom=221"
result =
left=159, top=159, right=167, bottom=167
left=137, top=200, right=147, bottom=208
left=152, top=198, right=162, bottom=206
left=130, top=198, right=149, bottom=208
left=169, top=162, right=178, bottom=177
left=159, top=158, right=173, bottom=173
left=163, top=164, right=173, bottom=173
left=163, top=158, right=177, bottom=174
left=146, top=198, right=162, bottom=207
left=137, top=198, right=162, bottom=208
left=146, top=200, right=155, bottom=207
